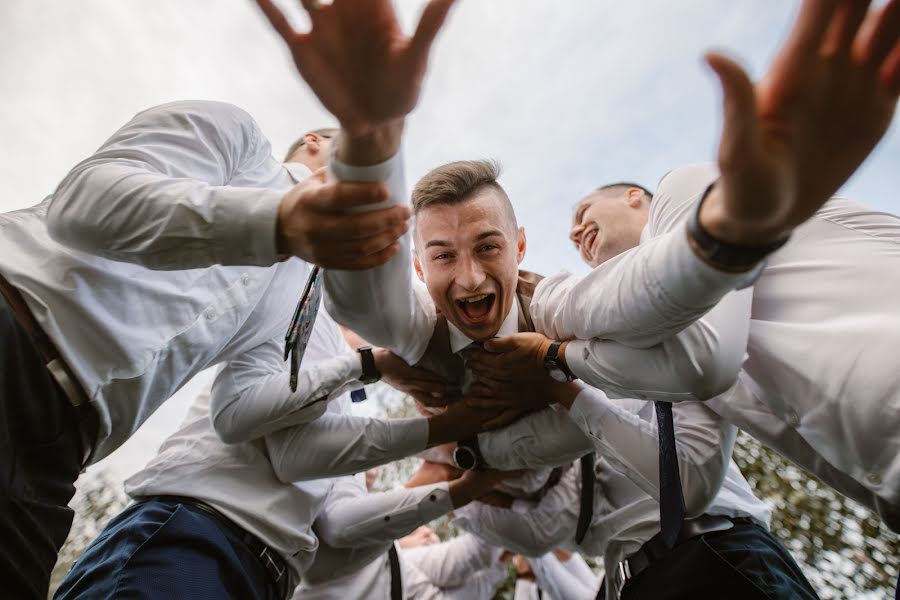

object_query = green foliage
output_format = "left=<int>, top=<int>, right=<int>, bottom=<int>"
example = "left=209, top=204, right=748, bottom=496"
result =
left=732, top=431, right=899, bottom=599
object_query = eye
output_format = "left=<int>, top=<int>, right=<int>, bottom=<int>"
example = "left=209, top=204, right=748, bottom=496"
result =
left=432, top=252, right=452, bottom=261
left=478, top=244, right=500, bottom=253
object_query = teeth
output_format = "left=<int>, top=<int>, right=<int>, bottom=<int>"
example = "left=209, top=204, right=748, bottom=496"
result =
left=460, top=294, right=489, bottom=303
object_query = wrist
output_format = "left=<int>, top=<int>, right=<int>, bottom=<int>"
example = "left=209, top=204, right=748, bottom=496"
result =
left=335, top=120, right=405, bottom=167
left=698, top=182, right=789, bottom=246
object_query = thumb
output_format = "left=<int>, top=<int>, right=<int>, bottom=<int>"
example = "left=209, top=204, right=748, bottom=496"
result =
left=705, top=52, right=762, bottom=172
left=483, top=336, right=515, bottom=353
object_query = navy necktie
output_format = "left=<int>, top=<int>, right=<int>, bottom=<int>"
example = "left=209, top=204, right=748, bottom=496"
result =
left=284, top=267, right=322, bottom=392
left=655, top=400, right=685, bottom=549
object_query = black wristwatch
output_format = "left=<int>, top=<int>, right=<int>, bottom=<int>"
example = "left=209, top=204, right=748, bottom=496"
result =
left=544, top=341, right=577, bottom=382
left=454, top=436, right=486, bottom=471
left=685, top=181, right=790, bottom=273
left=357, top=346, right=381, bottom=385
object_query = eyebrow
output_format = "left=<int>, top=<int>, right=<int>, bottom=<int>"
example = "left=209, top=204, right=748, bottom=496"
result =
left=424, top=229, right=505, bottom=249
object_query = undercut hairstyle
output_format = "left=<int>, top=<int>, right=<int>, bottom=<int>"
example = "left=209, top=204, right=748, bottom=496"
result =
left=595, top=181, right=654, bottom=201
left=283, top=127, right=339, bottom=161
left=411, top=159, right=518, bottom=230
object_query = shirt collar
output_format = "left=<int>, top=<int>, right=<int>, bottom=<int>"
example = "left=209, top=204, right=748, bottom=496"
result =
left=284, top=162, right=314, bottom=183
left=447, top=296, right=520, bottom=354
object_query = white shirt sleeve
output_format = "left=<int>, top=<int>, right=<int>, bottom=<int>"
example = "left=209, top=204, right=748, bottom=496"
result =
left=531, top=553, right=599, bottom=600
left=513, top=579, right=541, bottom=600
left=401, top=534, right=504, bottom=588
left=46, top=100, right=284, bottom=269
left=209, top=340, right=363, bottom=444
left=264, top=412, right=428, bottom=483
left=315, top=474, right=454, bottom=548
left=439, top=565, right=507, bottom=600
left=453, top=468, right=580, bottom=557
left=322, top=152, right=436, bottom=364
left=478, top=404, right=594, bottom=470
left=568, top=391, right=736, bottom=516
left=533, top=164, right=760, bottom=347
left=562, top=287, right=753, bottom=402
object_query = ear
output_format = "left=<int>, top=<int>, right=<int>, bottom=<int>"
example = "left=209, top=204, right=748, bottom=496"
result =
left=626, top=188, right=644, bottom=208
left=516, top=227, right=527, bottom=264
left=413, top=249, right=426, bottom=282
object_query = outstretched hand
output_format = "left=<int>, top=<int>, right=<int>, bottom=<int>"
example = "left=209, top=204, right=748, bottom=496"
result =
left=701, top=0, right=900, bottom=245
left=255, top=0, right=456, bottom=136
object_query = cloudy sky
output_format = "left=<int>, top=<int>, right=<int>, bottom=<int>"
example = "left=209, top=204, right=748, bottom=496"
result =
left=2, top=0, right=898, bottom=477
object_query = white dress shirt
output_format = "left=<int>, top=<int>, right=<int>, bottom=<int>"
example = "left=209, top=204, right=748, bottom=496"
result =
left=478, top=389, right=742, bottom=517
left=531, top=163, right=900, bottom=528
left=454, top=451, right=771, bottom=600
left=127, top=308, right=454, bottom=593
left=295, top=534, right=506, bottom=600
left=0, top=100, right=316, bottom=461
left=513, top=553, right=601, bottom=600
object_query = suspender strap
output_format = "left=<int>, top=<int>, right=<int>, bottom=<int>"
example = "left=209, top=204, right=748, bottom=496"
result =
left=575, top=452, right=596, bottom=544
left=388, top=543, right=403, bottom=600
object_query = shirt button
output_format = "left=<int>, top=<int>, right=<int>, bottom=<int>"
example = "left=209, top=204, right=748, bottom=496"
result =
left=204, top=308, right=215, bottom=320
left=867, top=473, right=882, bottom=486
left=785, top=411, right=800, bottom=427
left=429, top=494, right=437, bottom=502
left=383, top=516, right=390, bottom=522
left=241, top=274, right=251, bottom=286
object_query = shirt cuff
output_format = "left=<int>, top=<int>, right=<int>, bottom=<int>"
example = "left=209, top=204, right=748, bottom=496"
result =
left=566, top=385, right=607, bottom=439
left=670, top=225, right=765, bottom=294
left=213, top=186, right=283, bottom=265
left=328, top=150, right=403, bottom=183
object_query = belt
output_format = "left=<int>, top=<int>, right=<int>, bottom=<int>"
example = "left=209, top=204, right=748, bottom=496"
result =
left=0, top=273, right=98, bottom=467
left=153, top=496, right=291, bottom=599
left=608, top=514, right=755, bottom=599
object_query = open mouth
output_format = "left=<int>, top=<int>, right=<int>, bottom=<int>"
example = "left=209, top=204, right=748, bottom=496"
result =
left=456, top=293, right=496, bottom=325
left=581, top=227, right=598, bottom=260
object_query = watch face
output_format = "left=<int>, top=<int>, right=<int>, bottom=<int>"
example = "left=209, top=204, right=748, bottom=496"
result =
left=453, top=446, right=477, bottom=471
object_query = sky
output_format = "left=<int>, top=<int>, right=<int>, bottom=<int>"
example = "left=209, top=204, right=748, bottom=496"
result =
left=1, top=0, right=898, bottom=478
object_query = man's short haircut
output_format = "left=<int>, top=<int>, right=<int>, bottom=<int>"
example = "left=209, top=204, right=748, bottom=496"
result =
left=411, top=159, right=517, bottom=230
left=283, top=127, right=339, bottom=162
left=595, top=181, right=654, bottom=201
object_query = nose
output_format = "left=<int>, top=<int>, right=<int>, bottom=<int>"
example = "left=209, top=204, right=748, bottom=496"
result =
left=456, top=254, right=487, bottom=291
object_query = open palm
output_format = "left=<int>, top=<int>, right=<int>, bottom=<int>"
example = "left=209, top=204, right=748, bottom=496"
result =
left=256, top=0, right=455, bottom=136
left=708, top=0, right=899, bottom=241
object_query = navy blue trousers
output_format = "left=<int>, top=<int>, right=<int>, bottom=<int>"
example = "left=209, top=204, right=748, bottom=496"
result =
left=0, top=297, right=87, bottom=600
left=602, top=520, right=820, bottom=600
left=54, top=498, right=282, bottom=600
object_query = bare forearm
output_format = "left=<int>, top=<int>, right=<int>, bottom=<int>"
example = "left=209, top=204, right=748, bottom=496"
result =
left=335, top=120, right=404, bottom=167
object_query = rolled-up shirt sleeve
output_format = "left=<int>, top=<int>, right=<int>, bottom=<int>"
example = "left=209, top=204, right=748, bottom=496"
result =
left=46, top=100, right=284, bottom=269
left=323, top=152, right=436, bottom=364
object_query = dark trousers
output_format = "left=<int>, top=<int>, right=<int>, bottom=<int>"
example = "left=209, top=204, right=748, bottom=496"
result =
left=601, top=520, right=819, bottom=600
left=54, top=498, right=282, bottom=600
left=0, top=296, right=87, bottom=600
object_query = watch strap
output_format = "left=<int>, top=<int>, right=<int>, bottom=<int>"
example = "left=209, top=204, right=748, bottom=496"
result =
left=686, top=181, right=789, bottom=273
left=357, top=346, right=381, bottom=384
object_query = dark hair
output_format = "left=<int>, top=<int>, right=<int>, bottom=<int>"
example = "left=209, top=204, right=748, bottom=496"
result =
left=596, top=181, right=654, bottom=201
left=411, top=159, right=518, bottom=230
left=283, top=128, right=338, bottom=161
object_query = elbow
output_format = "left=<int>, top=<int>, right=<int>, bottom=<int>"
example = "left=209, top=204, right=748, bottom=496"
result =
left=210, top=411, right=246, bottom=446
left=674, top=341, right=742, bottom=402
